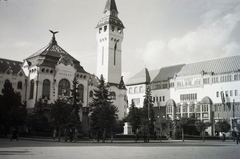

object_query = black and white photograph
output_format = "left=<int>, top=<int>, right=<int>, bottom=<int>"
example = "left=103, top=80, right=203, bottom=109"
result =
left=0, top=0, right=240, bottom=158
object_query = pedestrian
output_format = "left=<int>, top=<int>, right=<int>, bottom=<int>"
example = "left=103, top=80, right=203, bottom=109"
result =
left=74, top=128, right=78, bottom=142
left=69, top=128, right=74, bottom=142
left=222, top=133, right=226, bottom=142
left=236, top=132, right=240, bottom=145
left=53, top=128, right=57, bottom=140
left=10, top=127, right=18, bottom=141
left=64, top=128, right=68, bottom=142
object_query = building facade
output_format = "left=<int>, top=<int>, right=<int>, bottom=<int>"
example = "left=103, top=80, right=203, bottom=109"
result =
left=0, top=0, right=127, bottom=133
left=127, top=56, right=240, bottom=136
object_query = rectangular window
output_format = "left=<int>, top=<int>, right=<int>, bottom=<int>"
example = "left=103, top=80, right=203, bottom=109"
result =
left=163, top=96, right=165, bottom=101
left=99, top=27, right=102, bottom=34
left=235, top=90, right=238, bottom=96
left=156, top=97, right=158, bottom=102
left=153, top=97, right=155, bottom=102
left=230, top=90, right=233, bottom=96
left=225, top=91, right=228, bottom=97
left=111, top=26, right=115, bottom=32
left=216, top=91, right=219, bottom=97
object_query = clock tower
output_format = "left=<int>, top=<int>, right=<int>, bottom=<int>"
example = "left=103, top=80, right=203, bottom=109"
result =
left=96, top=0, right=124, bottom=84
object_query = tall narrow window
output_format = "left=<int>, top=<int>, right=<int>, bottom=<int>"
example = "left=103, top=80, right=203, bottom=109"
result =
left=78, top=84, right=84, bottom=102
left=17, top=81, right=22, bottom=89
left=30, top=80, right=34, bottom=99
left=58, top=79, right=70, bottom=96
left=102, top=46, right=104, bottom=65
left=42, top=79, right=50, bottom=99
left=114, top=42, right=117, bottom=65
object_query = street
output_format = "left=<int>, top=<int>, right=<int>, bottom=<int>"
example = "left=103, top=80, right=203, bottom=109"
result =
left=0, top=138, right=239, bottom=159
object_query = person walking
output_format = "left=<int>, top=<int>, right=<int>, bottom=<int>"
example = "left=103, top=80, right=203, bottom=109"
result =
left=53, top=128, right=57, bottom=140
left=69, top=128, right=74, bottom=142
left=74, top=128, right=78, bottom=142
left=64, top=128, right=68, bottom=142
left=10, top=127, right=18, bottom=141
left=236, top=131, right=240, bottom=145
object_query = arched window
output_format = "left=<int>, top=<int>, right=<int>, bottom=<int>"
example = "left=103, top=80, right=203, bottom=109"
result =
left=4, top=79, right=10, bottom=84
left=89, top=90, right=93, bottom=98
left=30, top=79, right=34, bottom=99
left=78, top=84, right=84, bottom=102
left=42, top=79, right=50, bottom=99
left=17, top=81, right=22, bottom=89
left=58, top=79, right=70, bottom=96
left=110, top=92, right=116, bottom=100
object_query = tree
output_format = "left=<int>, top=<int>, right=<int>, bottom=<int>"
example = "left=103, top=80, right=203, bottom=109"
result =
left=50, top=99, right=72, bottom=141
left=154, top=116, right=167, bottom=142
left=69, top=77, right=82, bottom=121
left=195, top=121, right=212, bottom=141
left=178, top=117, right=189, bottom=142
left=89, top=75, right=118, bottom=143
left=0, top=81, right=27, bottom=136
left=215, top=119, right=231, bottom=134
left=142, top=86, right=155, bottom=140
left=127, top=100, right=142, bottom=142
left=26, top=99, right=48, bottom=138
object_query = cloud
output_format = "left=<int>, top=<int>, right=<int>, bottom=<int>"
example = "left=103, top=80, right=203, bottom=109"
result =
left=140, top=4, right=240, bottom=69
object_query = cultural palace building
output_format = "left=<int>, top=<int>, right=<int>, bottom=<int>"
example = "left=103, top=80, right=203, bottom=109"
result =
left=0, top=0, right=127, bottom=133
left=126, top=56, right=240, bottom=137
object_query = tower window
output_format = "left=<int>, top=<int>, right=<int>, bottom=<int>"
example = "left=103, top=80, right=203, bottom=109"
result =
left=102, top=46, right=104, bottom=65
left=99, top=27, right=102, bottom=34
left=112, top=26, right=115, bottom=32
left=104, top=26, right=107, bottom=32
left=118, top=28, right=122, bottom=34
left=114, top=42, right=117, bottom=65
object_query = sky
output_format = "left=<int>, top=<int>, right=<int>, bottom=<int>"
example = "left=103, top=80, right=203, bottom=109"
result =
left=1, top=0, right=240, bottom=82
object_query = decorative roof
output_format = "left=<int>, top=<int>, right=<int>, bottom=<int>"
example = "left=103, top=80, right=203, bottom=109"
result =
left=126, top=68, right=151, bottom=86
left=152, top=64, right=185, bottom=83
left=26, top=31, right=87, bottom=73
left=96, top=0, right=124, bottom=28
left=177, top=55, right=240, bottom=76
left=0, top=58, right=23, bottom=75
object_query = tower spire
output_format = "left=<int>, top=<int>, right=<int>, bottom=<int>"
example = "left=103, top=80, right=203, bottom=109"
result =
left=104, top=0, right=118, bottom=13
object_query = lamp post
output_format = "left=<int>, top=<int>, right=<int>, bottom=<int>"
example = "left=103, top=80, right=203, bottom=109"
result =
left=232, top=99, right=235, bottom=142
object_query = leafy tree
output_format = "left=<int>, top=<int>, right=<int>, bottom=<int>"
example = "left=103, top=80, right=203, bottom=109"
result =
left=89, top=75, right=118, bottom=143
left=215, top=119, right=231, bottom=134
left=0, top=81, right=27, bottom=136
left=195, top=121, right=212, bottom=141
left=50, top=99, right=72, bottom=141
left=154, top=116, right=167, bottom=142
left=127, top=100, right=142, bottom=142
left=178, top=117, right=189, bottom=142
left=26, top=99, right=48, bottom=137
left=142, top=86, right=155, bottom=137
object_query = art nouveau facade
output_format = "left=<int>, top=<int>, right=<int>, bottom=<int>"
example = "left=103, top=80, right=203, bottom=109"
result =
left=0, top=0, right=127, bottom=133
left=127, top=56, right=240, bottom=136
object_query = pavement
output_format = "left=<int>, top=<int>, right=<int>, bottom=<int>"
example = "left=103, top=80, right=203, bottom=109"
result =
left=0, top=137, right=239, bottom=159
